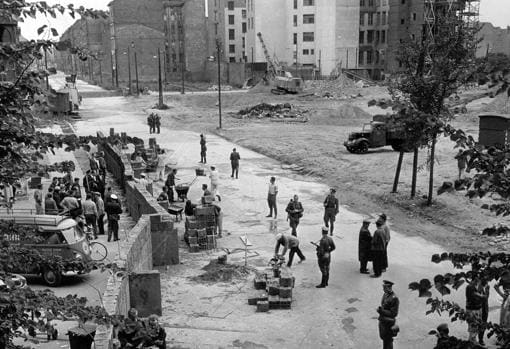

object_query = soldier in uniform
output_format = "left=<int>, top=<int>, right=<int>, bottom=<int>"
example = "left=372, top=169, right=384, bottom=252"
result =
left=315, top=226, right=336, bottom=288
left=285, top=195, right=304, bottom=236
left=323, top=188, right=339, bottom=235
left=358, top=218, right=372, bottom=274
left=377, top=280, right=399, bottom=349
left=200, top=134, right=207, bottom=164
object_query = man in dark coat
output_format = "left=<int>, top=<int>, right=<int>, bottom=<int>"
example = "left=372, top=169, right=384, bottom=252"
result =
left=371, top=219, right=386, bottom=278
left=165, top=169, right=177, bottom=202
left=105, top=194, right=122, bottom=242
left=285, top=194, right=304, bottom=236
left=147, top=113, right=155, bottom=134
left=377, top=280, right=400, bottom=349
left=315, top=226, right=336, bottom=288
left=154, top=114, right=161, bottom=134
left=359, top=218, right=372, bottom=274
left=379, top=213, right=390, bottom=272
left=230, top=148, right=240, bottom=179
left=200, top=134, right=207, bottom=163
left=323, top=188, right=339, bottom=236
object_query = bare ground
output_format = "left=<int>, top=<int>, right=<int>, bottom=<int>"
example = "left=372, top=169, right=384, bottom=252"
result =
left=132, top=86, right=510, bottom=252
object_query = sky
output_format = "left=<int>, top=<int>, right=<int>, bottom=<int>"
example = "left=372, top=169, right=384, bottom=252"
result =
left=18, top=0, right=510, bottom=40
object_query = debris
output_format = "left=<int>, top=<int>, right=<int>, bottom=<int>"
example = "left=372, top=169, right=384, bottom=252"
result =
left=190, top=259, right=253, bottom=283
left=232, top=103, right=309, bottom=122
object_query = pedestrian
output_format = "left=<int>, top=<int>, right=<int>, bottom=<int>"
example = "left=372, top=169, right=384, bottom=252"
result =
left=377, top=280, right=400, bottom=349
left=478, top=276, right=490, bottom=346
left=63, top=170, right=73, bottom=188
left=118, top=308, right=144, bottom=349
left=212, top=201, right=223, bottom=237
left=142, top=314, right=166, bottom=349
left=266, top=177, right=278, bottom=218
left=82, top=193, right=98, bottom=238
left=83, top=170, right=95, bottom=193
left=315, top=226, right=335, bottom=288
left=94, top=192, right=105, bottom=236
left=97, top=151, right=107, bottom=181
left=200, top=134, right=207, bottom=163
left=285, top=194, right=303, bottom=236
left=105, top=187, right=113, bottom=203
left=371, top=219, right=386, bottom=278
left=44, top=193, right=58, bottom=215
left=455, top=149, right=467, bottom=180
left=60, top=191, right=81, bottom=218
left=230, top=148, right=240, bottom=178
left=209, top=166, right=221, bottom=201
left=274, top=232, right=305, bottom=268
left=358, top=218, right=372, bottom=274
left=155, top=114, right=161, bottom=134
left=53, top=186, right=63, bottom=210
left=105, top=194, right=122, bottom=242
left=465, top=275, right=486, bottom=345
left=379, top=213, right=390, bottom=272
left=323, top=188, right=339, bottom=236
left=165, top=169, right=178, bottom=202
left=148, top=113, right=155, bottom=134
left=494, top=269, right=510, bottom=330
left=34, top=184, right=43, bottom=214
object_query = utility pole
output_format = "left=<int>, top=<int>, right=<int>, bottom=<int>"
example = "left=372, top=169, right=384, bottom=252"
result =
left=44, top=49, right=49, bottom=90
left=216, top=39, right=222, bottom=129
left=134, top=50, right=139, bottom=96
left=114, top=49, right=119, bottom=88
left=127, top=45, right=132, bottom=95
left=157, top=48, right=163, bottom=108
left=251, top=47, right=254, bottom=80
left=180, top=41, right=185, bottom=94
left=98, top=55, right=103, bottom=85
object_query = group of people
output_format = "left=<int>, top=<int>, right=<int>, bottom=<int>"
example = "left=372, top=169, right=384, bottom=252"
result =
left=147, top=113, right=161, bottom=134
left=0, top=180, right=18, bottom=208
left=198, top=135, right=241, bottom=179
left=117, top=308, right=166, bottom=349
left=357, top=213, right=391, bottom=278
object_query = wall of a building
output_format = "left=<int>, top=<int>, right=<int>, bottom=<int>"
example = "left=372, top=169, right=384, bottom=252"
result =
left=109, top=0, right=165, bottom=32
left=477, top=23, right=510, bottom=58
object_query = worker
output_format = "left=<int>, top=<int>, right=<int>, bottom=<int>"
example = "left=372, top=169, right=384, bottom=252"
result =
left=165, top=169, right=178, bottom=202
left=274, top=232, right=305, bottom=267
left=285, top=194, right=304, bottom=236
left=315, top=226, right=336, bottom=288
left=266, top=177, right=278, bottom=219
left=323, top=188, right=339, bottom=236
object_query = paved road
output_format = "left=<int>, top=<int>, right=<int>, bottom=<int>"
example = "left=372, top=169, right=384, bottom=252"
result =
left=55, top=81, right=501, bottom=348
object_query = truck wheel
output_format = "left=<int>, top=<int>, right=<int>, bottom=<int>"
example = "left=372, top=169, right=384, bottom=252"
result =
left=42, top=268, right=63, bottom=287
left=346, top=146, right=356, bottom=154
left=358, top=141, right=369, bottom=154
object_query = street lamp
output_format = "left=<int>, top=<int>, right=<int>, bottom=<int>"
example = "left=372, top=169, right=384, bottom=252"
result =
left=132, top=41, right=139, bottom=96
left=154, top=48, right=164, bottom=108
left=125, top=47, right=132, bottom=95
left=208, top=38, right=222, bottom=129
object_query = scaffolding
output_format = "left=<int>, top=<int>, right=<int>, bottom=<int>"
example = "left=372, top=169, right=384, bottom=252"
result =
left=423, top=0, right=480, bottom=42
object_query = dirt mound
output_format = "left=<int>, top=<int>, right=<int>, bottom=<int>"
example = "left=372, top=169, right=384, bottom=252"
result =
left=232, top=103, right=309, bottom=122
left=190, top=260, right=253, bottom=283
left=304, top=74, right=361, bottom=99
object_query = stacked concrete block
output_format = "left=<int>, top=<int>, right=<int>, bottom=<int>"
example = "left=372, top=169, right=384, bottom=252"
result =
left=187, top=205, right=217, bottom=252
left=249, top=267, right=296, bottom=312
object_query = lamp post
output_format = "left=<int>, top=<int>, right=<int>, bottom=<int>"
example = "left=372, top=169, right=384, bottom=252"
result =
left=155, top=48, right=163, bottom=108
left=132, top=41, right=139, bottom=96
left=180, top=40, right=185, bottom=94
left=215, top=38, right=222, bottom=129
left=127, top=46, right=132, bottom=95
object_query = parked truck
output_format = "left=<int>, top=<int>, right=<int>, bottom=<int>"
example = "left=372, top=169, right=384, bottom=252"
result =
left=344, top=115, right=411, bottom=153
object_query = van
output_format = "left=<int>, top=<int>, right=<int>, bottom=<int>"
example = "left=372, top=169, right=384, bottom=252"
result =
left=0, top=212, right=92, bottom=286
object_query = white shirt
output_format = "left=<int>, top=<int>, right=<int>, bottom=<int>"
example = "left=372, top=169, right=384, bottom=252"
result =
left=268, top=183, right=278, bottom=195
left=210, top=170, right=219, bottom=184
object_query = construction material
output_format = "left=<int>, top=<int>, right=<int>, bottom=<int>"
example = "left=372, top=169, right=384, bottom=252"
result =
left=190, top=259, right=252, bottom=283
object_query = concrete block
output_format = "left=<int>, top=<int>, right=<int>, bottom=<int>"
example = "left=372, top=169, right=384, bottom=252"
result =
left=268, top=295, right=280, bottom=309
left=280, top=276, right=293, bottom=288
left=128, top=270, right=161, bottom=317
left=256, top=301, right=269, bottom=312
left=254, top=278, right=266, bottom=290
left=268, top=284, right=280, bottom=296
left=279, top=287, right=292, bottom=299
left=280, top=297, right=292, bottom=309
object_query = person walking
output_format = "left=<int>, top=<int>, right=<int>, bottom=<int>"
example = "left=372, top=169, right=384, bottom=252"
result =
left=377, top=280, right=400, bottom=349
left=94, top=192, right=106, bottom=236
left=200, top=134, right=207, bottom=164
left=358, top=218, right=372, bottom=274
left=323, top=188, right=339, bottom=236
left=165, top=169, right=178, bottom=202
left=230, top=148, right=240, bottom=179
left=82, top=193, right=98, bottom=238
left=371, top=219, right=386, bottom=278
left=379, top=213, right=390, bottom=272
left=105, top=194, right=122, bottom=242
left=209, top=166, right=221, bottom=201
left=266, top=177, right=278, bottom=218
left=285, top=195, right=304, bottom=236
left=315, top=226, right=336, bottom=288
left=478, top=276, right=490, bottom=346
left=274, top=232, right=305, bottom=267
left=34, top=184, right=43, bottom=214
left=465, top=275, right=486, bottom=345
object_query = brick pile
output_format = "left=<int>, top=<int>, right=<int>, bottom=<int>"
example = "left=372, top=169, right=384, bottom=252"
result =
left=186, top=205, right=217, bottom=252
left=248, top=266, right=295, bottom=312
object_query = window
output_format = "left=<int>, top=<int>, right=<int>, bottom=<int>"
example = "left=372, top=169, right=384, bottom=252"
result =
left=303, top=0, right=314, bottom=6
left=367, top=30, right=374, bottom=43
left=411, top=33, right=415, bottom=40
left=293, top=33, right=297, bottom=44
left=303, top=32, right=314, bottom=42
left=401, top=18, right=405, bottom=25
left=368, top=0, right=374, bottom=5
left=381, top=30, right=386, bottom=43
left=367, top=50, right=373, bottom=64
left=368, top=12, right=373, bottom=25
left=229, top=29, right=235, bottom=40
left=360, top=0, right=365, bottom=6
left=401, top=0, right=405, bottom=3
left=360, top=13, right=364, bottom=26
left=229, top=57, right=236, bottom=62
left=228, top=15, right=235, bottom=25
left=242, top=22, right=247, bottom=33
left=311, top=49, right=314, bottom=54
left=228, top=1, right=234, bottom=10
left=303, top=49, right=309, bottom=55
left=242, top=37, right=245, bottom=48
left=376, top=51, right=380, bottom=64
left=303, top=14, right=314, bottom=24
left=359, top=50, right=364, bottom=65
left=294, top=15, right=298, bottom=26
left=359, top=31, right=365, bottom=44
left=376, top=30, right=380, bottom=43
left=413, top=13, right=417, bottom=21
left=242, top=10, right=246, bottom=19
left=382, top=12, right=387, bottom=25
left=294, top=0, right=298, bottom=9
left=229, top=44, right=235, bottom=53
left=376, top=12, right=380, bottom=25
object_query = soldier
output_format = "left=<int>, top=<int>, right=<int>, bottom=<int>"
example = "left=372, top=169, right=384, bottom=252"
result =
left=155, top=114, right=161, bottom=134
left=274, top=232, right=305, bottom=267
left=200, top=134, right=207, bottom=163
left=323, top=188, right=339, bottom=236
left=230, top=148, right=240, bottom=179
left=358, top=218, right=372, bottom=274
left=147, top=113, right=155, bottom=134
left=371, top=219, right=386, bottom=278
left=379, top=213, right=390, bottom=272
left=377, top=280, right=399, bottom=349
left=285, top=194, right=304, bottom=236
left=315, top=226, right=336, bottom=288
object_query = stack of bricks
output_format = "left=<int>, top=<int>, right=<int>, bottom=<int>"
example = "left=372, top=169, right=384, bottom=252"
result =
left=186, top=205, right=217, bottom=252
left=248, top=267, right=295, bottom=312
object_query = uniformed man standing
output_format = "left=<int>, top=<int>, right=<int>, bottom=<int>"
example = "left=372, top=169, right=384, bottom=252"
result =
left=315, top=226, right=336, bottom=288
left=358, top=218, right=372, bottom=274
left=323, top=188, right=339, bottom=236
left=285, top=195, right=304, bottom=236
left=200, top=134, right=207, bottom=164
left=377, top=280, right=400, bottom=349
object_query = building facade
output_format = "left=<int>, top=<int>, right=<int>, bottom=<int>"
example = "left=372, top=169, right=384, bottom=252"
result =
left=477, top=23, right=510, bottom=58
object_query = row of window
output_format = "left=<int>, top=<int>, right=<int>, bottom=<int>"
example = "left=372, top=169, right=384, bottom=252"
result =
left=360, top=11, right=387, bottom=26
left=359, top=49, right=385, bottom=65
left=292, top=32, right=315, bottom=44
left=293, top=0, right=315, bottom=9
left=360, top=0, right=388, bottom=6
left=293, top=14, right=315, bottom=26
left=359, top=30, right=386, bottom=44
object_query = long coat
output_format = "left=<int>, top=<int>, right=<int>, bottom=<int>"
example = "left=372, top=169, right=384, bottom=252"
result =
left=358, top=226, right=372, bottom=261
left=372, top=227, right=386, bottom=251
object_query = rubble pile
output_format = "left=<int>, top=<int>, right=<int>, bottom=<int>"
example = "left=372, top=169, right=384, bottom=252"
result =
left=234, top=103, right=309, bottom=122
left=304, top=74, right=362, bottom=99
left=190, top=259, right=252, bottom=283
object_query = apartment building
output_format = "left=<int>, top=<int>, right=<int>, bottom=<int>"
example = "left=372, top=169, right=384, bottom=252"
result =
left=207, top=0, right=247, bottom=63
left=245, top=0, right=359, bottom=76
left=359, top=0, right=389, bottom=80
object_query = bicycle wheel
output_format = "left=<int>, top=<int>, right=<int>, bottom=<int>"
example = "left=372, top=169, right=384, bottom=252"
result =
left=89, top=242, right=108, bottom=261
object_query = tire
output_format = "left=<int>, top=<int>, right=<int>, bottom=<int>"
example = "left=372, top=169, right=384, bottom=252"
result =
left=358, top=141, right=369, bottom=154
left=42, top=268, right=63, bottom=287
left=346, top=146, right=356, bottom=154
left=89, top=242, right=108, bottom=261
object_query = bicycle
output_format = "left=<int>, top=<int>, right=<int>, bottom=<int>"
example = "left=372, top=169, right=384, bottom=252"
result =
left=62, top=210, right=108, bottom=262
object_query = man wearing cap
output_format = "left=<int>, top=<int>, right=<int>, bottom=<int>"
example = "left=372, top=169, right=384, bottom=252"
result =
left=94, top=192, right=105, bottom=236
left=274, top=232, right=305, bottom=267
left=379, top=213, right=390, bottom=272
left=371, top=219, right=386, bottom=278
left=200, top=134, right=207, bottom=164
left=266, top=177, right=278, bottom=219
left=105, top=194, right=122, bottom=242
left=315, top=226, right=336, bottom=288
left=323, top=188, right=339, bottom=236
left=286, top=195, right=304, bottom=236
left=377, top=280, right=399, bottom=349
left=359, top=218, right=372, bottom=274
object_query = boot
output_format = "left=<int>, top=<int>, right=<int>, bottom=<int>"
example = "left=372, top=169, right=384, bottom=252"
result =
left=325, top=275, right=329, bottom=286
left=316, top=275, right=326, bottom=288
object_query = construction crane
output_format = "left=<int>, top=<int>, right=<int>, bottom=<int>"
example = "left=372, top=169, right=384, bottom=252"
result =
left=256, top=32, right=281, bottom=78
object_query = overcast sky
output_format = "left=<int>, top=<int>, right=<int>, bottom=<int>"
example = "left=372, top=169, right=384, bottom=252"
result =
left=19, top=0, right=510, bottom=40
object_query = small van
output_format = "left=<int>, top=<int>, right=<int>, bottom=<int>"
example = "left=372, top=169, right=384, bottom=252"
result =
left=0, top=213, right=92, bottom=286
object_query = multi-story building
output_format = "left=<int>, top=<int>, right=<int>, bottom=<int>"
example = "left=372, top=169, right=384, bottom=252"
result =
left=359, top=0, right=389, bottom=80
left=477, top=22, right=510, bottom=58
left=164, top=0, right=209, bottom=80
left=0, top=15, right=20, bottom=81
left=207, top=0, right=247, bottom=63
left=245, top=0, right=359, bottom=76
